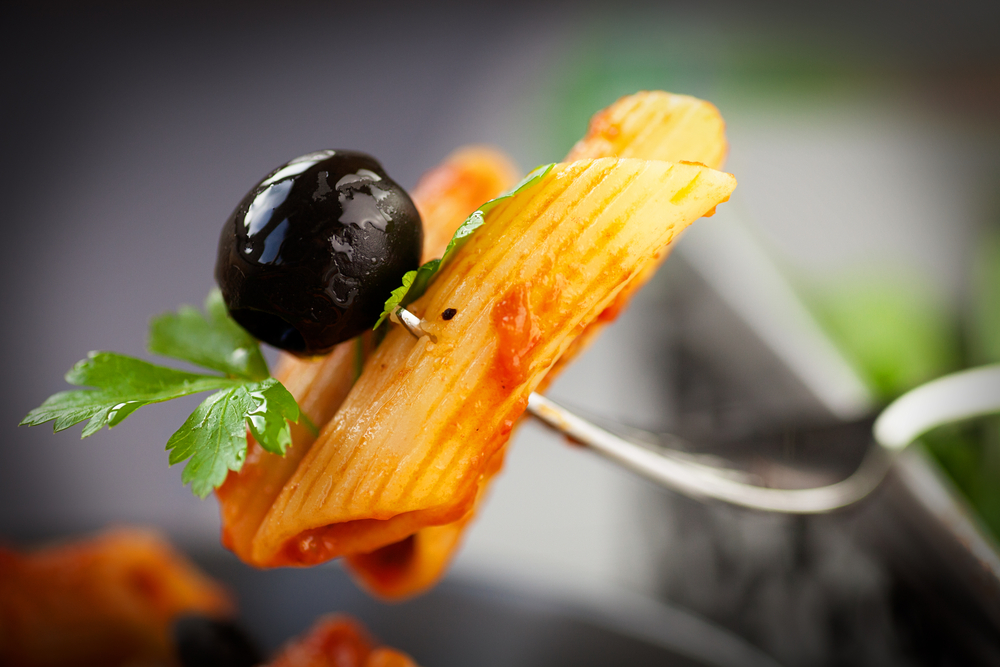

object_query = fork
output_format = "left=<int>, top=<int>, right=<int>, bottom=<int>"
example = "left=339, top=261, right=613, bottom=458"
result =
left=395, top=306, right=1000, bottom=513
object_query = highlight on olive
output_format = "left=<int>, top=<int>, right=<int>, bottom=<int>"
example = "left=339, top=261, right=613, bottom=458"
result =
left=215, top=150, right=423, bottom=356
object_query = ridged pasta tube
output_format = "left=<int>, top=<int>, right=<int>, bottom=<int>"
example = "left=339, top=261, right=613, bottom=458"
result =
left=252, top=158, right=736, bottom=566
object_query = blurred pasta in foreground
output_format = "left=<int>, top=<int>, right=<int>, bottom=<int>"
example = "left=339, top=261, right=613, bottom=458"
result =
left=0, top=528, right=420, bottom=667
left=0, top=528, right=231, bottom=667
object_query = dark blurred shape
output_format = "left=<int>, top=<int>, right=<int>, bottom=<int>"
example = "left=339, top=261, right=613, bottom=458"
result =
left=174, top=614, right=263, bottom=667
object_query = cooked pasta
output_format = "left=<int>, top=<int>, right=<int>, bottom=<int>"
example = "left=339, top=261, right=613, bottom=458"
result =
left=252, top=157, right=735, bottom=566
left=265, top=615, right=419, bottom=667
left=345, top=92, right=729, bottom=598
left=215, top=93, right=733, bottom=602
left=0, top=528, right=232, bottom=667
left=216, top=147, right=518, bottom=567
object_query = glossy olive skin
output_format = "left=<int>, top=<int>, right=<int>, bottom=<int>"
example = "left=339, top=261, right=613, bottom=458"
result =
left=216, top=150, right=423, bottom=355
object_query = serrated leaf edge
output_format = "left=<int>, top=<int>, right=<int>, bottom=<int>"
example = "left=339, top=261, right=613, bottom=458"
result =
left=375, top=163, right=555, bottom=328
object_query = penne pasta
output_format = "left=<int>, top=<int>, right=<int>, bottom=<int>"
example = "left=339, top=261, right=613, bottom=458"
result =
left=251, top=158, right=736, bottom=566
left=542, top=91, right=728, bottom=388
left=413, top=146, right=520, bottom=262
left=215, top=147, right=518, bottom=565
left=344, top=445, right=505, bottom=598
left=565, top=90, right=727, bottom=166
left=216, top=93, right=732, bottom=602
left=264, top=615, right=420, bottom=667
left=346, top=91, right=729, bottom=598
left=217, top=342, right=359, bottom=562
left=0, top=528, right=232, bottom=666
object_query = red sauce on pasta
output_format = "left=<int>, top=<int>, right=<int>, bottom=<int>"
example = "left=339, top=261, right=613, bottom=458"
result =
left=491, top=284, right=539, bottom=389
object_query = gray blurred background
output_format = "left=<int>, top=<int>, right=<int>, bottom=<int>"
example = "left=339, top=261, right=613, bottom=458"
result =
left=3, top=1, right=1000, bottom=664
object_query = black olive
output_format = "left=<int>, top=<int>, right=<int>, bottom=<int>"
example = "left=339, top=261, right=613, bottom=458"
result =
left=172, top=614, right=262, bottom=667
left=216, top=150, right=423, bottom=356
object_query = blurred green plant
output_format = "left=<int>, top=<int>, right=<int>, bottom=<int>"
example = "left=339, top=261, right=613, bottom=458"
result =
left=810, top=228, right=1000, bottom=538
left=809, top=273, right=961, bottom=401
left=946, top=228, right=1000, bottom=536
left=541, top=19, right=871, bottom=161
left=971, top=230, right=1000, bottom=365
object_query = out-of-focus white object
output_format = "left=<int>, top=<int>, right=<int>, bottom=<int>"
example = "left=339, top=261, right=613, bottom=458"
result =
left=874, top=364, right=1000, bottom=450
left=677, top=211, right=874, bottom=421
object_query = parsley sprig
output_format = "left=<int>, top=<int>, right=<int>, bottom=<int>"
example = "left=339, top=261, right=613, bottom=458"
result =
left=20, top=289, right=313, bottom=498
left=375, top=163, right=555, bottom=327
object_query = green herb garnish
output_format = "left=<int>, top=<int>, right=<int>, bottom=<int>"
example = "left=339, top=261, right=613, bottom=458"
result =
left=375, top=163, right=555, bottom=328
left=20, top=289, right=311, bottom=498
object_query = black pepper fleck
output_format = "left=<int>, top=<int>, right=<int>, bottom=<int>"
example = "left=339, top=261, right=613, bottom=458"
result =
left=442, top=308, right=457, bottom=320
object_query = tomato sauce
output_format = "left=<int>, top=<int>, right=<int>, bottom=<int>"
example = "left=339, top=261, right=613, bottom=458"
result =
left=491, top=284, right=539, bottom=389
left=352, top=535, right=416, bottom=583
left=596, top=294, right=625, bottom=323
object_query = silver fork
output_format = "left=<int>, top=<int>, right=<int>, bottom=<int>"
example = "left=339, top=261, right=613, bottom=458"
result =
left=394, top=306, right=1000, bottom=514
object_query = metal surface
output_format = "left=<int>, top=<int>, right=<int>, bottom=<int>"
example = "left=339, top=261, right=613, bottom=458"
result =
left=873, top=364, right=1000, bottom=450
left=527, top=392, right=892, bottom=513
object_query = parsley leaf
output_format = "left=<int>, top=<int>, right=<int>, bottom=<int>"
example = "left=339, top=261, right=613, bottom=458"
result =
left=149, top=288, right=269, bottom=381
left=166, top=378, right=299, bottom=498
left=21, top=291, right=308, bottom=498
left=375, top=270, right=417, bottom=329
left=20, top=352, right=237, bottom=437
left=244, top=378, right=299, bottom=455
left=375, top=163, right=555, bottom=328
